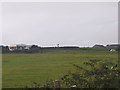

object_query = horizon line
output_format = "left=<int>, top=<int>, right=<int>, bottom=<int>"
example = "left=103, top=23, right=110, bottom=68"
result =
left=0, top=43, right=119, bottom=47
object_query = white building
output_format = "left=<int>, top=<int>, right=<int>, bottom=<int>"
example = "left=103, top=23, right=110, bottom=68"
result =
left=110, top=49, right=116, bottom=52
left=8, top=44, right=32, bottom=51
left=8, top=45, right=17, bottom=51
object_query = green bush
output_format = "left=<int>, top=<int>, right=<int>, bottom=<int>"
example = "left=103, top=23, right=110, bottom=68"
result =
left=24, top=59, right=120, bottom=89
left=61, top=59, right=119, bottom=88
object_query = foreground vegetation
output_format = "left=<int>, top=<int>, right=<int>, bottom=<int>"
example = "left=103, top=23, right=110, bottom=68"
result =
left=2, top=49, right=118, bottom=88
left=25, top=59, right=119, bottom=88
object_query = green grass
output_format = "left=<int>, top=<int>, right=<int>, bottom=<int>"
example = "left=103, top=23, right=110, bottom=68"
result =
left=0, top=54, right=2, bottom=89
left=2, top=49, right=118, bottom=88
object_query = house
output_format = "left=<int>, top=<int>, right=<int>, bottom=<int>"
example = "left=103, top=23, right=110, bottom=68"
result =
left=8, top=45, right=17, bottom=51
left=8, top=44, right=32, bottom=51
left=110, top=49, right=116, bottom=52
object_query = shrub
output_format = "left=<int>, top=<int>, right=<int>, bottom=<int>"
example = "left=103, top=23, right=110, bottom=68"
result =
left=61, top=59, right=120, bottom=88
left=24, top=59, right=120, bottom=89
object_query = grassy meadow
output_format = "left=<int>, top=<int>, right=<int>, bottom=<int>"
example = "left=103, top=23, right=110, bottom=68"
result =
left=2, top=49, right=118, bottom=88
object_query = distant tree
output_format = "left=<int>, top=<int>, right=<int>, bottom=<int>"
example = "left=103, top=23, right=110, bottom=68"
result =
left=2, top=46, right=10, bottom=53
left=29, top=45, right=41, bottom=53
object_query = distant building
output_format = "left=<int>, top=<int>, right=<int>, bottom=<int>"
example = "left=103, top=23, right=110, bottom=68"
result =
left=8, top=45, right=17, bottom=51
left=110, top=49, right=116, bottom=52
left=8, top=44, right=32, bottom=51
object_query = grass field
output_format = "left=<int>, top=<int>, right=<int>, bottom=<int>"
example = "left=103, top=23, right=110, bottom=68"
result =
left=2, top=49, right=118, bottom=88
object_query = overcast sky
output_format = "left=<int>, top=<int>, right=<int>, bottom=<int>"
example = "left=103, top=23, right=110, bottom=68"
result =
left=2, top=2, right=118, bottom=47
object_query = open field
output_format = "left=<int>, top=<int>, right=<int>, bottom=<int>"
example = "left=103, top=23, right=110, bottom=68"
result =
left=2, top=49, right=118, bottom=88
